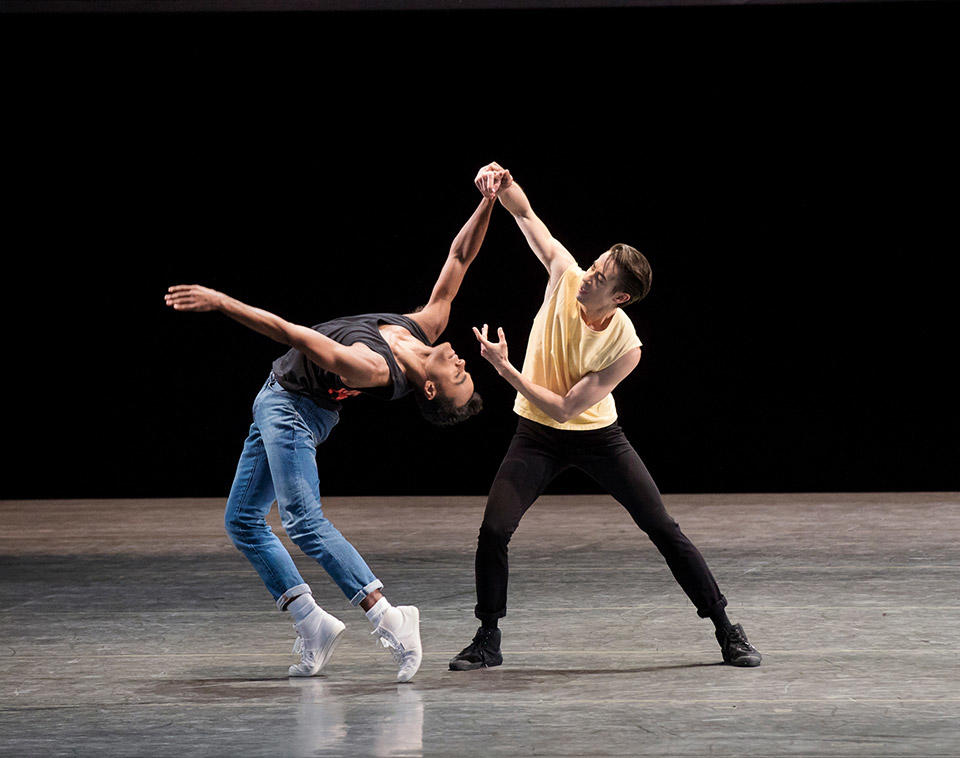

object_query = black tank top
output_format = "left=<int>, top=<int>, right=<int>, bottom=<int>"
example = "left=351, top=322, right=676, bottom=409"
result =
left=271, top=313, right=431, bottom=411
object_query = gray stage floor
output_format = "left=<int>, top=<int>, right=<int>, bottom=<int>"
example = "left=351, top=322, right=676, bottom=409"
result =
left=1, top=493, right=958, bottom=757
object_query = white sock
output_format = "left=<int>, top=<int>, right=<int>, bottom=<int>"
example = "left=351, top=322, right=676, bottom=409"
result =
left=364, top=597, right=392, bottom=628
left=287, top=593, right=320, bottom=624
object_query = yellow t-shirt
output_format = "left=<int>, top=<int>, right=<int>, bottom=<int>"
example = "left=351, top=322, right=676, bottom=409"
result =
left=514, top=264, right=642, bottom=430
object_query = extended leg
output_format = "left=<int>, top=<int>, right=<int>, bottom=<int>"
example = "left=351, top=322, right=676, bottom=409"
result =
left=575, top=426, right=761, bottom=666
left=575, top=427, right=727, bottom=619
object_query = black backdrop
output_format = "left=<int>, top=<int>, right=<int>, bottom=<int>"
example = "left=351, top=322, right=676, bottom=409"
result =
left=2, top=3, right=957, bottom=499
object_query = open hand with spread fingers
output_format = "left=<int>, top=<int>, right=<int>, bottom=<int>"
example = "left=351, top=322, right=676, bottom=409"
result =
left=165, top=284, right=224, bottom=312
left=472, top=323, right=511, bottom=375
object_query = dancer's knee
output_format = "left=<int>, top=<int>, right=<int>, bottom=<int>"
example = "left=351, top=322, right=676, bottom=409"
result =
left=224, top=511, right=265, bottom=547
left=224, top=515, right=241, bottom=546
left=478, top=520, right=513, bottom=550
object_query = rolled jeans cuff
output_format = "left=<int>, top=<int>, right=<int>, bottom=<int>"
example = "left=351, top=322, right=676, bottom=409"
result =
left=696, top=594, right=728, bottom=619
left=277, top=583, right=313, bottom=611
left=349, top=579, right=383, bottom=606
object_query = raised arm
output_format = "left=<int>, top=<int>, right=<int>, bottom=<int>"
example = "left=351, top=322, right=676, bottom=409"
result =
left=472, top=324, right=640, bottom=423
left=479, top=162, right=576, bottom=286
left=408, top=192, right=497, bottom=343
left=165, top=285, right=388, bottom=387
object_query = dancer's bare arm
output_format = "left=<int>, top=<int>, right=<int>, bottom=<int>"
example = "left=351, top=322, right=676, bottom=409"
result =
left=480, top=162, right=577, bottom=295
left=165, top=285, right=389, bottom=387
left=472, top=324, right=640, bottom=423
left=408, top=193, right=497, bottom=343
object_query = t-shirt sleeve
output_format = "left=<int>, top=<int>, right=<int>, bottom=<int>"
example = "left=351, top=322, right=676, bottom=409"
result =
left=603, top=321, right=643, bottom=370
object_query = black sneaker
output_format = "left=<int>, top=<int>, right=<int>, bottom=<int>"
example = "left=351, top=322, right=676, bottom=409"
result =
left=716, top=623, right=762, bottom=666
left=449, top=627, right=503, bottom=671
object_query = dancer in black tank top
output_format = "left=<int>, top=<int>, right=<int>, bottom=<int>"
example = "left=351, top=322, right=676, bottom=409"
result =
left=165, top=170, right=508, bottom=682
left=271, top=312, right=433, bottom=408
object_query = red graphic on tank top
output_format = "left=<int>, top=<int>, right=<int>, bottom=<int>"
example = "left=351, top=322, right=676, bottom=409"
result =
left=328, top=387, right=362, bottom=401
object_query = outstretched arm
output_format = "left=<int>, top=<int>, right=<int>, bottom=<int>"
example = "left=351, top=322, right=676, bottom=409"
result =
left=165, top=285, right=388, bottom=387
left=479, top=162, right=577, bottom=287
left=472, top=324, right=640, bottom=423
left=408, top=191, right=497, bottom=343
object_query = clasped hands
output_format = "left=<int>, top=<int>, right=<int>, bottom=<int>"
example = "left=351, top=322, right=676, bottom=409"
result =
left=474, top=161, right=513, bottom=199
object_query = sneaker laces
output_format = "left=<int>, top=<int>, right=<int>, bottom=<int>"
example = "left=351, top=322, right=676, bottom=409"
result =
left=372, top=625, right=406, bottom=660
left=376, top=634, right=413, bottom=670
left=458, top=628, right=496, bottom=659
left=292, top=622, right=313, bottom=659
left=472, top=628, right=497, bottom=648
left=725, top=626, right=751, bottom=650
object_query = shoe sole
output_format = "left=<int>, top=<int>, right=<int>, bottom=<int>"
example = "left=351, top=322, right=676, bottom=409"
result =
left=726, top=653, right=762, bottom=667
left=449, top=659, right=502, bottom=671
left=289, top=625, right=346, bottom=677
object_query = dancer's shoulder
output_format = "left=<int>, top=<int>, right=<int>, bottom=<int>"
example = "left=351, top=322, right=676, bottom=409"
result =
left=544, top=259, right=581, bottom=303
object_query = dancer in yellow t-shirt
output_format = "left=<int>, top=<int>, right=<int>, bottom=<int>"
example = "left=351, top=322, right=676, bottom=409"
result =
left=450, top=163, right=761, bottom=671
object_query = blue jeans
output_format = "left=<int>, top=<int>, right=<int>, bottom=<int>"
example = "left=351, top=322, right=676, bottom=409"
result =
left=224, top=374, right=383, bottom=610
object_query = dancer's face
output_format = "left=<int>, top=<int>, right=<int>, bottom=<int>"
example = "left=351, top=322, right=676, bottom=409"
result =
left=424, top=342, right=474, bottom=407
left=576, top=252, right=630, bottom=309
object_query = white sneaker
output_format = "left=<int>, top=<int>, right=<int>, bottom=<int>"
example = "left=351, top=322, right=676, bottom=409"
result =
left=289, top=608, right=346, bottom=677
left=372, top=605, right=422, bottom=682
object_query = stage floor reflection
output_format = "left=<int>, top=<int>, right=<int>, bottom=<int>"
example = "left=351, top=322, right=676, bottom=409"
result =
left=2, top=493, right=958, bottom=756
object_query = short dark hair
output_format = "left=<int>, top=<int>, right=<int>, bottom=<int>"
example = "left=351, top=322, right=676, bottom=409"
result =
left=608, top=243, right=652, bottom=306
left=415, top=391, right=483, bottom=427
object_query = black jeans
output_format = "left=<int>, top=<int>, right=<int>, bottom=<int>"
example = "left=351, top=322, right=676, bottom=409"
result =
left=474, top=418, right=728, bottom=624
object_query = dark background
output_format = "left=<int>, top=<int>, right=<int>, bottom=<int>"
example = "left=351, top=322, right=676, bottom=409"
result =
left=2, top=3, right=957, bottom=499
